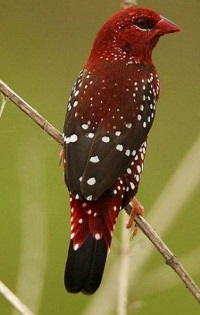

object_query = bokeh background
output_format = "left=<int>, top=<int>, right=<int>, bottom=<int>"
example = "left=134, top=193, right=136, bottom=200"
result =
left=1, top=0, right=200, bottom=314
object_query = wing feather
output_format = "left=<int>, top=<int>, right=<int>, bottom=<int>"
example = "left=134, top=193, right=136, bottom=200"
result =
left=63, top=67, right=157, bottom=200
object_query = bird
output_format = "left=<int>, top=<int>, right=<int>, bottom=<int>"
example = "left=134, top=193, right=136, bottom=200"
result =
left=62, top=5, right=180, bottom=294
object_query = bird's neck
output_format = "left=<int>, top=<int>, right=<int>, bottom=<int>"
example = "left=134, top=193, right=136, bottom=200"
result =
left=86, top=37, right=157, bottom=67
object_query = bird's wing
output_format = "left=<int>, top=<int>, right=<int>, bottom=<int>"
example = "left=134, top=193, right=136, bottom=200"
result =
left=63, top=69, right=157, bottom=200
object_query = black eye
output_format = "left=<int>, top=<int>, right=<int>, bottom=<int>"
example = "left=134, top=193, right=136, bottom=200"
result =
left=134, top=17, right=155, bottom=30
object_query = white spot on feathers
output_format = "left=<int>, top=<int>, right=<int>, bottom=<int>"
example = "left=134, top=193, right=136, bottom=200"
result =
left=70, top=134, right=78, bottom=143
left=102, top=136, right=110, bottom=143
left=90, top=156, right=100, bottom=163
left=74, top=90, right=79, bottom=97
left=135, top=175, right=140, bottom=182
left=125, top=149, right=131, bottom=156
left=115, top=131, right=121, bottom=137
left=116, top=144, right=123, bottom=152
left=125, top=123, right=132, bottom=129
left=130, top=182, right=135, bottom=190
left=71, top=233, right=75, bottom=239
left=127, top=168, right=131, bottom=174
left=137, top=165, right=141, bottom=173
left=95, top=233, right=101, bottom=240
left=73, top=100, right=78, bottom=107
left=74, top=244, right=80, bottom=251
left=82, top=124, right=89, bottom=130
left=87, top=132, right=95, bottom=138
left=87, top=177, right=96, bottom=186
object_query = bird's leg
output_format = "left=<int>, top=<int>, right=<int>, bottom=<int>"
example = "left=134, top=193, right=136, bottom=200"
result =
left=126, top=197, right=144, bottom=237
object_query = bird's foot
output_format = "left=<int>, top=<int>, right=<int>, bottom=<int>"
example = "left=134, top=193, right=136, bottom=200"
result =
left=126, top=197, right=144, bottom=237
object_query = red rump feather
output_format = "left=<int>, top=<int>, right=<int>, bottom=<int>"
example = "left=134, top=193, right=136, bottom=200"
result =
left=62, top=5, right=180, bottom=294
left=70, top=193, right=121, bottom=249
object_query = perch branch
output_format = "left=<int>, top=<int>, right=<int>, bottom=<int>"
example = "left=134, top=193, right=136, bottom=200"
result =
left=126, top=204, right=200, bottom=302
left=1, top=79, right=200, bottom=304
left=0, top=80, right=63, bottom=145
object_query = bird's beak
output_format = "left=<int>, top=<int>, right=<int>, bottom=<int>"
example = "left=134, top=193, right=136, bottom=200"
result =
left=156, top=16, right=181, bottom=35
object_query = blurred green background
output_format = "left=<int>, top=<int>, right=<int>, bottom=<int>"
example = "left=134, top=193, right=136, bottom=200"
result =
left=1, top=0, right=200, bottom=314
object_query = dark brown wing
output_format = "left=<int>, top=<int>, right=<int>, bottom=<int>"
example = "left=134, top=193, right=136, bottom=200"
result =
left=63, top=70, right=95, bottom=198
left=63, top=68, right=157, bottom=200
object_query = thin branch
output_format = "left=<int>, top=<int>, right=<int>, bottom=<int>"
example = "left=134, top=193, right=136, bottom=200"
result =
left=126, top=206, right=200, bottom=303
left=0, top=281, right=34, bottom=315
left=1, top=79, right=200, bottom=304
left=137, top=246, right=200, bottom=297
left=0, top=80, right=63, bottom=145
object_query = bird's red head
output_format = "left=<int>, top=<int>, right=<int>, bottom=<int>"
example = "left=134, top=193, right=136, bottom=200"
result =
left=88, top=6, right=180, bottom=66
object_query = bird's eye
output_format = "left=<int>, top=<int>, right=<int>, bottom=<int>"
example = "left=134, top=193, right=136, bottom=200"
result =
left=134, top=17, right=155, bottom=30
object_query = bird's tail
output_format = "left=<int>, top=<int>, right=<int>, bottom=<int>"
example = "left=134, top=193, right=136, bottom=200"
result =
left=64, top=194, right=121, bottom=294
left=64, top=235, right=107, bottom=294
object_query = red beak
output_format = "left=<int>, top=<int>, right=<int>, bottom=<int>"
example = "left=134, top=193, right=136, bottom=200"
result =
left=156, top=16, right=181, bottom=35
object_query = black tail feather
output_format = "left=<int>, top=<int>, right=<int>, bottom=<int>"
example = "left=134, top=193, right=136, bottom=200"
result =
left=64, top=235, right=107, bottom=294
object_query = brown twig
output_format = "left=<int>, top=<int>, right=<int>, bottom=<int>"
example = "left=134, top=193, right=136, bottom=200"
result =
left=126, top=204, right=200, bottom=302
left=0, top=80, right=63, bottom=145
left=1, top=78, right=200, bottom=304
left=137, top=215, right=200, bottom=302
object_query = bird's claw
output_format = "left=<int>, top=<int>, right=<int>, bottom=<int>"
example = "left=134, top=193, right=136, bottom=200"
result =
left=126, top=197, right=144, bottom=238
